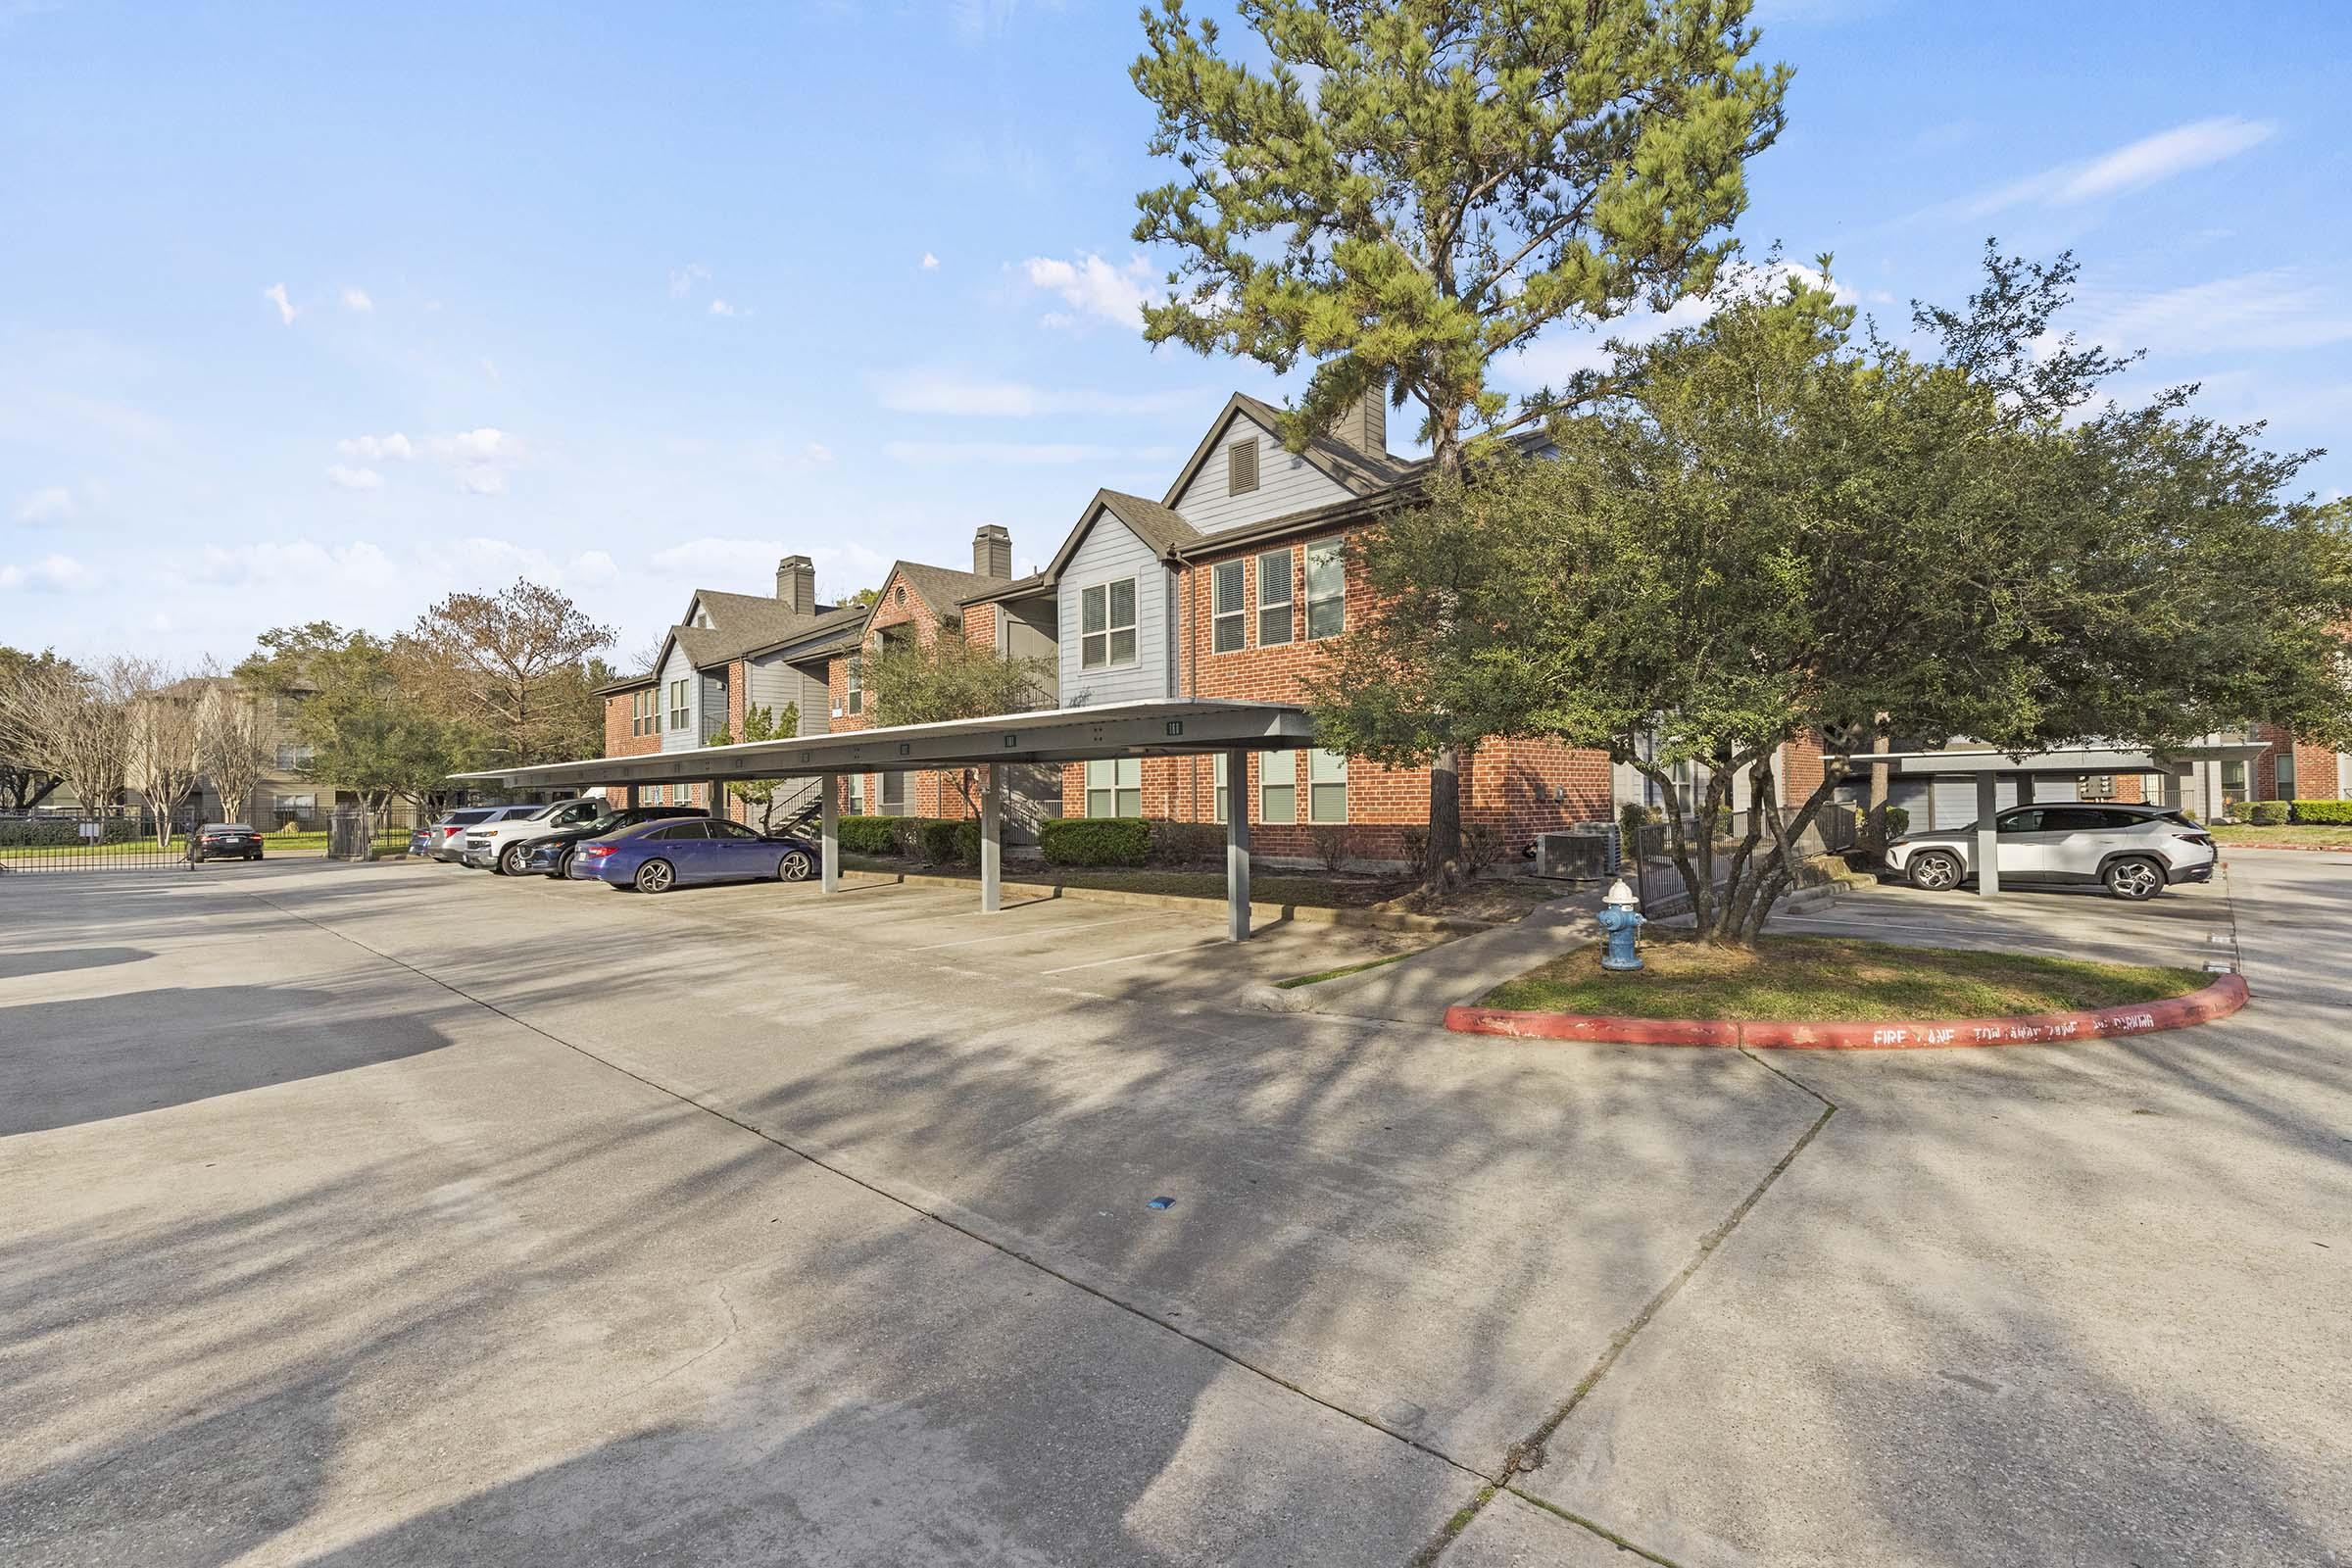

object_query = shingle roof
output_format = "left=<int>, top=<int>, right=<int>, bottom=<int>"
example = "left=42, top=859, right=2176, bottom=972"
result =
left=958, top=570, right=1051, bottom=607
left=1230, top=392, right=1423, bottom=492
left=891, top=562, right=1005, bottom=628
left=743, top=603, right=870, bottom=661
left=1097, top=491, right=1202, bottom=557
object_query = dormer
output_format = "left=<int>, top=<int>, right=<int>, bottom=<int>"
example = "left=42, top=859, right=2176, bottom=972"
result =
left=1163, top=390, right=1409, bottom=536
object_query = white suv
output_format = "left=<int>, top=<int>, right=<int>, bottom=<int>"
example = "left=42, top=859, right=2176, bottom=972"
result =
left=461, top=799, right=607, bottom=873
left=1886, top=803, right=2217, bottom=901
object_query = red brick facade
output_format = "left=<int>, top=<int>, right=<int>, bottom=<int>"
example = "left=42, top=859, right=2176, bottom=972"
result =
left=821, top=569, right=989, bottom=822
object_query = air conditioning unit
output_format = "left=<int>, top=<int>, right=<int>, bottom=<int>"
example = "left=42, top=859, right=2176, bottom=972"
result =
left=1534, top=823, right=1619, bottom=880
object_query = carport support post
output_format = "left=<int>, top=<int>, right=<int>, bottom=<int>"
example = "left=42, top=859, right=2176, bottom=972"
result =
left=1226, top=747, right=1252, bottom=941
left=819, top=774, right=840, bottom=894
left=1975, top=772, right=2001, bottom=896
left=980, top=764, right=1003, bottom=914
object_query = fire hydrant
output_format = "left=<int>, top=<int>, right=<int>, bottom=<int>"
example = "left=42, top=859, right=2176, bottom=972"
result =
left=1596, top=878, right=1646, bottom=971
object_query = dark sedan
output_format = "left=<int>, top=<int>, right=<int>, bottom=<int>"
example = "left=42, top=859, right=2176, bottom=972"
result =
left=514, top=805, right=708, bottom=879
left=571, top=816, right=819, bottom=893
left=189, top=823, right=263, bottom=862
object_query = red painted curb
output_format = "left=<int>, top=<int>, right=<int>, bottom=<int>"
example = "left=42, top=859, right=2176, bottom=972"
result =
left=1446, top=973, right=2248, bottom=1051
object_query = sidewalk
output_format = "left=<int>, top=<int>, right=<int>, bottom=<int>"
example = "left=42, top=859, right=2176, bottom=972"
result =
left=1255, top=887, right=1605, bottom=1022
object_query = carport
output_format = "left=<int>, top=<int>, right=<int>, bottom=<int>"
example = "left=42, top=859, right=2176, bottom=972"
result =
left=449, top=698, right=1317, bottom=938
left=1825, top=741, right=2270, bottom=895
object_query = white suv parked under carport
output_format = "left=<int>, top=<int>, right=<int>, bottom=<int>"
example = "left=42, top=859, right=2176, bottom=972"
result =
left=1886, top=803, right=2217, bottom=901
left=461, top=799, right=607, bottom=873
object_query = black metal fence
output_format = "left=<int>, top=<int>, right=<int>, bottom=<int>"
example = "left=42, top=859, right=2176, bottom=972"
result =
left=0, top=803, right=447, bottom=874
left=1629, top=803, right=1868, bottom=916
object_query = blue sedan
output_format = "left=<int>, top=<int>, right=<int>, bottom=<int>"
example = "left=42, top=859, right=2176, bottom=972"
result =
left=571, top=816, right=819, bottom=893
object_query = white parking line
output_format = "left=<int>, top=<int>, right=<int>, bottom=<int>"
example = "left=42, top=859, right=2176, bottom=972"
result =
left=1040, top=936, right=1225, bottom=975
left=906, top=913, right=1165, bottom=952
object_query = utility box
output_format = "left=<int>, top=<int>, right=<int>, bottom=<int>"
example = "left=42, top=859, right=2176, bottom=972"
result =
left=1534, top=823, right=1618, bottom=880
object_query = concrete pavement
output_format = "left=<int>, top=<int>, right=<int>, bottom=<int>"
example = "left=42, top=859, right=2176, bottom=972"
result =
left=3, top=850, right=2347, bottom=1565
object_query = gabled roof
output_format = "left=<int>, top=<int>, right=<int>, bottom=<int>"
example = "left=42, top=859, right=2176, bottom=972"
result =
left=848, top=560, right=1009, bottom=648
left=743, top=603, right=870, bottom=662
left=958, top=570, right=1050, bottom=608
left=642, top=586, right=850, bottom=680
left=1028, top=489, right=1204, bottom=589
left=1159, top=391, right=1422, bottom=512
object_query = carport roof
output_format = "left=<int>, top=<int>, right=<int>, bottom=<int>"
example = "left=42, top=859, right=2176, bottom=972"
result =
left=451, top=698, right=1318, bottom=791
left=1823, top=741, right=2270, bottom=775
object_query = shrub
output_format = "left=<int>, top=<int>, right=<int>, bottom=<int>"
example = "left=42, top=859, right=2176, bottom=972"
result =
left=1618, top=802, right=1654, bottom=840
left=1397, top=824, right=1430, bottom=872
left=1462, top=821, right=1505, bottom=874
left=2246, top=800, right=2291, bottom=826
left=1309, top=824, right=1349, bottom=873
left=1149, top=819, right=1223, bottom=866
left=1882, top=805, right=1910, bottom=838
left=2291, top=798, right=2352, bottom=825
left=917, top=817, right=979, bottom=864
left=836, top=814, right=902, bottom=855
left=0, top=818, right=141, bottom=847
left=1040, top=816, right=1151, bottom=866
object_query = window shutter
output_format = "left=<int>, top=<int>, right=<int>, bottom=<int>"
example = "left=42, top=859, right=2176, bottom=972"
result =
left=1227, top=438, right=1258, bottom=495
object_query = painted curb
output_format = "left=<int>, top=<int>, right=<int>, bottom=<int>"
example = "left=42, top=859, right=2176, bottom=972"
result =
left=1445, top=972, right=2248, bottom=1051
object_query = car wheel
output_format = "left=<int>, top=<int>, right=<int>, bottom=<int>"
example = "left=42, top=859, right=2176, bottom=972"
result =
left=550, top=848, right=575, bottom=880
left=634, top=858, right=675, bottom=894
left=1908, top=850, right=1963, bottom=892
left=499, top=844, right=529, bottom=876
left=2103, top=857, right=2164, bottom=902
left=777, top=848, right=813, bottom=882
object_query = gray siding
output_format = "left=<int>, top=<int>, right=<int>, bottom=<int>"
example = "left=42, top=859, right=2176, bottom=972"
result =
left=657, top=644, right=698, bottom=755
left=1058, top=513, right=1173, bottom=707
left=1930, top=775, right=2019, bottom=829
left=1004, top=599, right=1058, bottom=704
left=1169, top=413, right=1354, bottom=534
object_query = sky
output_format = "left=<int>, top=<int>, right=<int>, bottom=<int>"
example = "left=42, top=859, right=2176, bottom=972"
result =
left=5, top=0, right=2349, bottom=667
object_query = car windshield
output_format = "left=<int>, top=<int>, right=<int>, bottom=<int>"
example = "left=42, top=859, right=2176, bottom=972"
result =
left=443, top=810, right=492, bottom=825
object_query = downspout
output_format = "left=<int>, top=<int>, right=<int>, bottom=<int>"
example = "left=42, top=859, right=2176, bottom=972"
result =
left=1182, top=545, right=1200, bottom=823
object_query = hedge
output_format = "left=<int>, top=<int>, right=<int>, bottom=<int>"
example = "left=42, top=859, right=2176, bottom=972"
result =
left=836, top=814, right=903, bottom=855
left=0, top=818, right=143, bottom=847
left=2245, top=800, right=2291, bottom=826
left=918, top=818, right=979, bottom=865
left=1040, top=816, right=1152, bottom=867
left=2291, top=799, right=2352, bottom=825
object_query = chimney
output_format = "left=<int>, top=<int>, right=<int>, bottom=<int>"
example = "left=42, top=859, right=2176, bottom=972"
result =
left=1333, top=383, right=1388, bottom=457
left=972, top=524, right=1012, bottom=579
left=775, top=555, right=815, bottom=614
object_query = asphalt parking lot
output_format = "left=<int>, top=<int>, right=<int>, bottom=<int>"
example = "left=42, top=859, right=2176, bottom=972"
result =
left=3, top=850, right=2346, bottom=1566
left=1770, top=868, right=2236, bottom=972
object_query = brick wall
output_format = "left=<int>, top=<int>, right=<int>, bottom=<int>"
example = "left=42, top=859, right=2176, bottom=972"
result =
left=1048, top=522, right=1617, bottom=863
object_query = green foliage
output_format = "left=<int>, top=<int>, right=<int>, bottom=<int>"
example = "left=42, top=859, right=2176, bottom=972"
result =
left=2245, top=800, right=2291, bottom=825
left=1619, top=802, right=1655, bottom=838
left=862, top=637, right=1052, bottom=728
left=1041, top=816, right=1152, bottom=867
left=917, top=818, right=980, bottom=865
left=836, top=814, right=903, bottom=856
left=1312, top=245, right=2352, bottom=945
left=1882, top=805, right=1912, bottom=839
left=710, top=704, right=801, bottom=829
left=2291, top=799, right=2352, bottom=825
left=0, top=817, right=140, bottom=847
left=237, top=622, right=488, bottom=809
left=1131, top=0, right=1789, bottom=469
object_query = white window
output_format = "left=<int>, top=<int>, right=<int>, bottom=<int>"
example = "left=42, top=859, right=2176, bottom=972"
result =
left=1211, top=561, right=1246, bottom=654
left=845, top=658, right=862, bottom=716
left=1304, top=539, right=1345, bottom=640
left=1257, top=549, right=1294, bottom=646
left=1086, top=758, right=1141, bottom=817
left=1260, top=753, right=1297, bottom=824
left=1081, top=578, right=1138, bottom=669
left=2277, top=748, right=2298, bottom=799
left=631, top=688, right=658, bottom=737
left=668, top=678, right=689, bottom=730
left=1308, top=749, right=1348, bottom=823
left=1213, top=753, right=1228, bottom=823
left=846, top=772, right=865, bottom=813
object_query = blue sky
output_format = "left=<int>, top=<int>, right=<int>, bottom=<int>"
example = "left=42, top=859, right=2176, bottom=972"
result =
left=5, top=0, right=2348, bottom=665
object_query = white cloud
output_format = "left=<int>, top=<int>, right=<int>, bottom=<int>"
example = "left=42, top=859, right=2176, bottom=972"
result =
left=434, top=427, right=517, bottom=461
left=456, top=465, right=509, bottom=496
left=669, top=263, right=710, bottom=297
left=12, top=484, right=75, bottom=523
left=569, top=549, right=619, bottom=583
left=325, top=465, right=385, bottom=492
left=871, top=368, right=1201, bottom=417
left=920, top=251, right=941, bottom=270
left=709, top=298, right=746, bottom=318
left=188, top=539, right=398, bottom=592
left=2075, top=270, right=2352, bottom=357
left=262, top=283, right=296, bottom=325
left=0, top=553, right=89, bottom=591
left=341, top=286, right=374, bottom=313
left=1018, top=252, right=1158, bottom=329
left=337, top=431, right=414, bottom=462
left=1948, top=116, right=2275, bottom=218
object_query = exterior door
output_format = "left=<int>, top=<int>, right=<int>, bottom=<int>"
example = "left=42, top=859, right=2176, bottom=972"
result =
left=653, top=820, right=712, bottom=881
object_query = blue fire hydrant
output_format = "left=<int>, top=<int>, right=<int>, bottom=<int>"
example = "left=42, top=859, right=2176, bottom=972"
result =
left=1596, top=878, right=1645, bottom=971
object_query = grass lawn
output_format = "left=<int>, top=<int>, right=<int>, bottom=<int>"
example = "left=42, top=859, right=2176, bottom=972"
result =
left=1482, top=934, right=2209, bottom=1022
left=2208, top=823, right=2352, bottom=852
left=839, top=855, right=1561, bottom=921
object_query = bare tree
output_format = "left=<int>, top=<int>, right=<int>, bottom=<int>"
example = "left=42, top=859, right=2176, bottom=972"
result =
left=399, top=579, right=616, bottom=764
left=196, top=668, right=271, bottom=825
left=0, top=656, right=133, bottom=819
left=123, top=663, right=207, bottom=848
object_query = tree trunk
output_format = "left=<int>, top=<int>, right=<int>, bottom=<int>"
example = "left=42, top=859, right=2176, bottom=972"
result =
left=1864, top=724, right=1890, bottom=852
left=1425, top=743, right=1464, bottom=893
